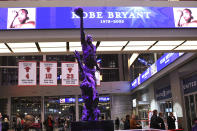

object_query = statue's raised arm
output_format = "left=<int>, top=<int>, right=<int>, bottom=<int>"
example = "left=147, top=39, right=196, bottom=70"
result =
left=74, top=8, right=86, bottom=47
left=74, top=7, right=97, bottom=70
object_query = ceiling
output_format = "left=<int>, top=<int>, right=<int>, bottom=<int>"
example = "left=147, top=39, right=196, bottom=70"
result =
left=0, top=40, right=197, bottom=56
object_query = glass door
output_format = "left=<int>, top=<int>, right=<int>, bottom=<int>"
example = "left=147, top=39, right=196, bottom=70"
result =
left=184, top=94, right=197, bottom=130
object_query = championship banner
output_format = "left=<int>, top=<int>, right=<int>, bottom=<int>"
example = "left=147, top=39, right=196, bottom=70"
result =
left=39, top=61, right=57, bottom=86
left=61, top=62, right=79, bottom=86
left=18, top=61, right=37, bottom=86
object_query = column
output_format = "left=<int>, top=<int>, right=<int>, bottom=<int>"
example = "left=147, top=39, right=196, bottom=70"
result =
left=170, top=71, right=186, bottom=130
left=149, top=84, right=159, bottom=111
left=43, top=54, right=46, bottom=61
left=75, top=95, right=79, bottom=121
left=154, top=53, right=157, bottom=63
left=7, top=97, right=11, bottom=120
left=41, top=96, right=45, bottom=126
left=118, top=54, right=124, bottom=81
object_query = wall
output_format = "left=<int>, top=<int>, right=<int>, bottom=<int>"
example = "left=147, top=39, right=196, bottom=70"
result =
left=0, top=81, right=130, bottom=97
left=110, top=94, right=132, bottom=121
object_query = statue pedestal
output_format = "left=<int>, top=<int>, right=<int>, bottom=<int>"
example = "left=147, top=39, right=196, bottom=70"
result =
left=71, top=120, right=114, bottom=131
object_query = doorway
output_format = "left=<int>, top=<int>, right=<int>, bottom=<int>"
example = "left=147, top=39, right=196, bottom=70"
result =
left=184, top=94, right=197, bottom=130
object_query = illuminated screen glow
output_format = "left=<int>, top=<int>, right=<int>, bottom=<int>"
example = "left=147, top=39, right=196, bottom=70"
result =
left=0, top=7, right=197, bottom=30
left=130, top=53, right=184, bottom=90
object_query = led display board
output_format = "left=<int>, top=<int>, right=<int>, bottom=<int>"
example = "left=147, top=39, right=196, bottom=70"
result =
left=131, top=53, right=184, bottom=90
left=59, top=97, right=110, bottom=103
left=0, top=7, right=197, bottom=30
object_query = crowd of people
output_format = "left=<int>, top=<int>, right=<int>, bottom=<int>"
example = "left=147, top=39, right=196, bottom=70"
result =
left=0, top=112, right=72, bottom=131
left=1, top=111, right=197, bottom=130
left=114, top=110, right=197, bottom=130
left=114, top=114, right=142, bottom=130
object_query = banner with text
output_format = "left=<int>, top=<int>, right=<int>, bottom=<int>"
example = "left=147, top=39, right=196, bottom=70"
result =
left=0, top=7, right=197, bottom=30
left=39, top=61, right=57, bottom=86
left=61, top=62, right=79, bottom=86
left=18, top=61, right=37, bottom=86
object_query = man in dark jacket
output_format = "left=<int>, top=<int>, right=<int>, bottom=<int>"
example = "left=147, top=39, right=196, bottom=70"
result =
left=124, top=115, right=130, bottom=129
left=158, top=112, right=165, bottom=130
left=115, top=117, right=120, bottom=130
left=150, top=110, right=160, bottom=129
left=167, top=112, right=176, bottom=129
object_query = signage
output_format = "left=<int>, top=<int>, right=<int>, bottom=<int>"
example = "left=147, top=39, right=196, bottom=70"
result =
left=18, top=61, right=37, bottom=86
left=59, top=97, right=110, bottom=103
left=0, top=7, right=197, bottom=30
left=182, top=74, right=197, bottom=94
left=157, top=53, right=182, bottom=72
left=132, top=99, right=137, bottom=107
left=61, top=62, right=79, bottom=86
left=155, top=85, right=172, bottom=101
left=39, top=61, right=57, bottom=86
left=130, top=53, right=184, bottom=89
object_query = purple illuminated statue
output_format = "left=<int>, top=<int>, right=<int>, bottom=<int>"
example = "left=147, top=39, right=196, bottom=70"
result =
left=74, top=7, right=100, bottom=121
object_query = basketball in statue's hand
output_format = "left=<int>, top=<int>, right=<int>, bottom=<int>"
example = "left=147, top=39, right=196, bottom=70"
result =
left=74, top=7, right=83, bottom=17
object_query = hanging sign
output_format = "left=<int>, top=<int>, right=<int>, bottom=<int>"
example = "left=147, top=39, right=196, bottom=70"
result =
left=40, top=61, right=57, bottom=86
left=18, top=61, right=37, bottom=86
left=61, top=62, right=79, bottom=86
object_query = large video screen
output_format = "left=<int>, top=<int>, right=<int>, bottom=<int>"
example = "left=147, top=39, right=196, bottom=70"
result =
left=0, top=7, right=197, bottom=30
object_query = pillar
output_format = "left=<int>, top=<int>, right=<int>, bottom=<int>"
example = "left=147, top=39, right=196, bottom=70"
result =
left=75, top=95, right=79, bottom=121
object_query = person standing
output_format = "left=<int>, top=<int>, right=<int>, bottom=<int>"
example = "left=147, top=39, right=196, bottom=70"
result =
left=119, top=118, right=125, bottom=130
left=16, top=113, right=22, bottom=131
left=44, top=115, right=54, bottom=131
left=130, top=114, right=141, bottom=129
left=192, top=118, right=197, bottom=131
left=158, top=112, right=165, bottom=130
left=124, top=115, right=130, bottom=129
left=150, top=110, right=160, bottom=129
left=0, top=113, right=2, bottom=131
left=115, top=117, right=120, bottom=130
left=167, top=112, right=176, bottom=129
left=2, top=117, right=9, bottom=131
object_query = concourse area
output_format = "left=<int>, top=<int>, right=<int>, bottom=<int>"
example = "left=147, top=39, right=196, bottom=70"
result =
left=0, top=0, right=197, bottom=131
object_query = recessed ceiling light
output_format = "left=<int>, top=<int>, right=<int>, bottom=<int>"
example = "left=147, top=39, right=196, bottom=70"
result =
left=174, top=45, right=197, bottom=50
left=0, top=49, right=11, bottom=53
left=99, top=41, right=128, bottom=47
left=69, top=47, right=82, bottom=52
left=41, top=47, right=66, bottom=52
left=12, top=48, right=38, bottom=53
left=123, top=46, right=150, bottom=51
left=7, top=42, right=36, bottom=48
left=155, top=41, right=184, bottom=46
left=127, top=41, right=155, bottom=46
left=149, top=45, right=176, bottom=50
left=97, top=46, right=122, bottom=51
left=0, top=43, right=8, bottom=49
left=182, top=41, right=197, bottom=46
left=38, top=42, right=66, bottom=47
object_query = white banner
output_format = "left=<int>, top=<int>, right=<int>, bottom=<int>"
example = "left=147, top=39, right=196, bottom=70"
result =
left=95, top=63, right=101, bottom=86
left=18, top=61, right=37, bottom=86
left=95, top=71, right=101, bottom=86
left=40, top=62, right=57, bottom=86
left=61, top=62, right=79, bottom=86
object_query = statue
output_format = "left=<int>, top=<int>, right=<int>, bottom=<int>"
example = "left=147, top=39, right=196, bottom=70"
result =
left=74, top=7, right=100, bottom=121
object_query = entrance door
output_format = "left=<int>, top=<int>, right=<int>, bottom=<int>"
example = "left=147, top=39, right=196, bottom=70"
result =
left=184, top=94, right=197, bottom=130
